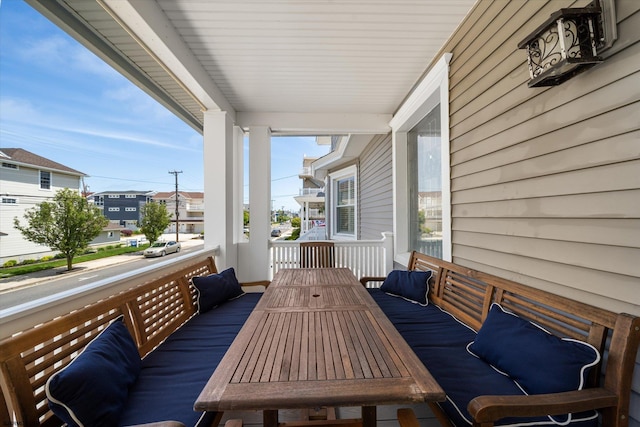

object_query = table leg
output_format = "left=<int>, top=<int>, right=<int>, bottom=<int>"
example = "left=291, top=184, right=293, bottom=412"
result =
left=264, top=409, right=279, bottom=427
left=362, top=406, right=376, bottom=427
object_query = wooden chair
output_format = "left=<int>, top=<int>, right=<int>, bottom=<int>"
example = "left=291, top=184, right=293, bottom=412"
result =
left=300, top=241, right=335, bottom=268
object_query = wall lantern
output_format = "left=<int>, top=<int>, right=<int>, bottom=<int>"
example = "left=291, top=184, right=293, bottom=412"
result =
left=518, top=0, right=617, bottom=88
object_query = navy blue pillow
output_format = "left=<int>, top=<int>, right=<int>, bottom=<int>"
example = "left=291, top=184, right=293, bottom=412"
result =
left=46, top=316, right=141, bottom=427
left=380, top=269, right=431, bottom=306
left=469, top=303, right=600, bottom=395
left=191, top=267, right=244, bottom=313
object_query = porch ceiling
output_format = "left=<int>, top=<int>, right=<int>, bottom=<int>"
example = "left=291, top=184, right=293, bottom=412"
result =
left=26, top=0, right=477, bottom=134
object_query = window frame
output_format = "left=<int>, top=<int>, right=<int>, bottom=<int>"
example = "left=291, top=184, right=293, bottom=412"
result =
left=390, top=53, right=452, bottom=264
left=329, top=165, right=357, bottom=240
left=1, top=197, right=18, bottom=204
left=39, top=170, right=51, bottom=190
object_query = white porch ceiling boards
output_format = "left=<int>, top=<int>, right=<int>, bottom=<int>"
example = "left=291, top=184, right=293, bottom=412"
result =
left=27, top=0, right=477, bottom=134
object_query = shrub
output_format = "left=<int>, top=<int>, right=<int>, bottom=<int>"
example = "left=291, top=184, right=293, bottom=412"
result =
left=121, top=229, right=133, bottom=237
left=40, top=256, right=54, bottom=262
left=97, top=247, right=106, bottom=252
left=106, top=245, right=114, bottom=250
left=54, top=253, right=66, bottom=259
left=3, top=260, right=17, bottom=268
left=21, top=259, right=37, bottom=265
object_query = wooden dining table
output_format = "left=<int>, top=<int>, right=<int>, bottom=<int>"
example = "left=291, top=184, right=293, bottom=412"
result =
left=194, top=268, right=445, bottom=427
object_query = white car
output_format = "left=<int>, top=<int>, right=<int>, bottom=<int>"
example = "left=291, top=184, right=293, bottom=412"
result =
left=143, top=241, right=181, bottom=258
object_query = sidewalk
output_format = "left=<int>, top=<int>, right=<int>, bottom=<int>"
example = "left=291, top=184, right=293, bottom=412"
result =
left=0, top=235, right=204, bottom=293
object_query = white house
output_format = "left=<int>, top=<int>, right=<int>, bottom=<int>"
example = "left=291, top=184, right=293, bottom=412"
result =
left=0, top=148, right=85, bottom=264
left=153, top=191, right=205, bottom=235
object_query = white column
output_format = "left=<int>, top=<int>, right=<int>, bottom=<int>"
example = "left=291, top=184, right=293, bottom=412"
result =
left=203, top=111, right=237, bottom=268
left=241, top=126, right=271, bottom=281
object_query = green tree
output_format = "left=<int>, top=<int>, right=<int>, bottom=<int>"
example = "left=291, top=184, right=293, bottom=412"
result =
left=140, top=202, right=171, bottom=244
left=290, top=217, right=301, bottom=228
left=243, top=210, right=250, bottom=226
left=13, top=188, right=108, bottom=271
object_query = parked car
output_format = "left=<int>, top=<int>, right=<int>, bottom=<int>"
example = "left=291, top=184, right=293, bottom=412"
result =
left=271, top=229, right=282, bottom=237
left=143, top=241, right=181, bottom=258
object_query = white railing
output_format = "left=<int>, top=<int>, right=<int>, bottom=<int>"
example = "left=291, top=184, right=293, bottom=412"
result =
left=298, top=188, right=324, bottom=197
left=269, top=232, right=393, bottom=282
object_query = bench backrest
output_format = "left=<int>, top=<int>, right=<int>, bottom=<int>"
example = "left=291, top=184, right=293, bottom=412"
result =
left=0, top=255, right=217, bottom=426
left=408, top=251, right=640, bottom=427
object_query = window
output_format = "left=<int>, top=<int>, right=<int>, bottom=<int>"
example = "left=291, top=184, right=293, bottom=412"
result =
left=408, top=107, right=443, bottom=258
left=390, top=53, right=452, bottom=263
left=330, top=165, right=357, bottom=238
left=2, top=197, right=18, bottom=204
left=2, top=162, right=17, bottom=169
left=108, top=194, right=120, bottom=198
left=125, top=194, right=136, bottom=198
left=125, top=207, right=137, bottom=212
left=95, top=197, right=104, bottom=207
left=107, top=231, right=114, bottom=238
left=108, top=207, right=120, bottom=212
left=40, top=170, right=51, bottom=190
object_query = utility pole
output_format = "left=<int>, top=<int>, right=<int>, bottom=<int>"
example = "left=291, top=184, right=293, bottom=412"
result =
left=168, top=170, right=183, bottom=242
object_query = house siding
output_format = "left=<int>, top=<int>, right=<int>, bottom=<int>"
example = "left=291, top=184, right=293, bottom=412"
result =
left=434, top=0, right=639, bottom=424
left=359, top=134, right=394, bottom=240
left=0, top=164, right=81, bottom=263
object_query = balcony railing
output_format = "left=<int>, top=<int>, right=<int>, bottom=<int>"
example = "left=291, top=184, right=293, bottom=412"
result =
left=298, top=188, right=325, bottom=197
left=269, top=232, right=393, bottom=282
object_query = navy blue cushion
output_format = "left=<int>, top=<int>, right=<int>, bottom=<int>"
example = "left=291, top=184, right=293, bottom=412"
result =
left=469, top=304, right=600, bottom=424
left=380, top=269, right=431, bottom=305
left=118, top=292, right=262, bottom=427
left=46, top=316, right=141, bottom=427
left=369, top=290, right=599, bottom=427
left=191, top=267, right=244, bottom=313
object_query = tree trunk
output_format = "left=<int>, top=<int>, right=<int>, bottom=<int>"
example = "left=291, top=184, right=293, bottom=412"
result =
left=66, top=255, right=73, bottom=271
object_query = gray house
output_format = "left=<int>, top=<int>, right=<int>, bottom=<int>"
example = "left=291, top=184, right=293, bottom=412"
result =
left=92, top=190, right=154, bottom=230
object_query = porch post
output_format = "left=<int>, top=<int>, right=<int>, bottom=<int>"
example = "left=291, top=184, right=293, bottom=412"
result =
left=203, top=110, right=237, bottom=268
left=244, top=125, right=271, bottom=280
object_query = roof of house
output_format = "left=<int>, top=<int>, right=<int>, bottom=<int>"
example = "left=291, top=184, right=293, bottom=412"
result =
left=92, top=190, right=155, bottom=196
left=0, top=148, right=85, bottom=176
left=153, top=191, right=204, bottom=200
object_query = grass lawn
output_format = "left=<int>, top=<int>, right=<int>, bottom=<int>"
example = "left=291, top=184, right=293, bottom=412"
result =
left=0, top=243, right=151, bottom=278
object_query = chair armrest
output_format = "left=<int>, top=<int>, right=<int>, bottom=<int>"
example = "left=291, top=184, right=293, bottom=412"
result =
left=468, top=388, right=618, bottom=424
left=241, top=280, right=270, bottom=288
left=359, top=276, right=386, bottom=287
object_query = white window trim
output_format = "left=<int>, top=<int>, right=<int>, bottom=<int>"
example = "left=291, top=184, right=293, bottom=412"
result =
left=108, top=207, right=121, bottom=212
left=390, top=53, right=452, bottom=265
left=329, top=164, right=358, bottom=240
left=1, top=162, right=18, bottom=170
left=39, top=170, right=52, bottom=191
left=1, top=197, right=18, bottom=204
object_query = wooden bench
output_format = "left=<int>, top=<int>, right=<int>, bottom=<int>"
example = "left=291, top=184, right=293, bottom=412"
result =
left=362, top=251, right=640, bottom=427
left=0, top=253, right=268, bottom=427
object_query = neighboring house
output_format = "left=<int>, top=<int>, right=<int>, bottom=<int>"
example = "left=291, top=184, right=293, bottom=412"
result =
left=0, top=148, right=85, bottom=264
left=152, top=191, right=205, bottom=234
left=92, top=190, right=155, bottom=230
left=294, top=155, right=326, bottom=238
left=90, top=222, right=123, bottom=246
left=18, top=1, right=640, bottom=423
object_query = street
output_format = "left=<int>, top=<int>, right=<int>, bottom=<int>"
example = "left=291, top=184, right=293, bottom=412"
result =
left=0, top=241, right=204, bottom=310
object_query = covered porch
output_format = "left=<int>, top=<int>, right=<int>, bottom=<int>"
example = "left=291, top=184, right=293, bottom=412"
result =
left=5, top=0, right=640, bottom=426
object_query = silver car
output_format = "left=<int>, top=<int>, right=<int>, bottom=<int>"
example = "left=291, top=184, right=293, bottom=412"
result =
left=143, top=241, right=181, bottom=258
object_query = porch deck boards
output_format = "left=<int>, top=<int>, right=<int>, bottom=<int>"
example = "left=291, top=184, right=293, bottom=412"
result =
left=219, top=404, right=441, bottom=427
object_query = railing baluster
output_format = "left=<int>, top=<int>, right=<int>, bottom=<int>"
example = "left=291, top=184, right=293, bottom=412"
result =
left=269, top=235, right=391, bottom=281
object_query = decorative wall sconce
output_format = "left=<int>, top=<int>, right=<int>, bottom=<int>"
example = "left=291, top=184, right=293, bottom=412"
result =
left=518, top=0, right=617, bottom=87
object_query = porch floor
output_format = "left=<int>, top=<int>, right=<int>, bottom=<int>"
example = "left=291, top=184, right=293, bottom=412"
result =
left=219, top=403, right=440, bottom=427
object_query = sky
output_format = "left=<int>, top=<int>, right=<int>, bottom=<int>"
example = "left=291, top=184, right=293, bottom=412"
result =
left=0, top=0, right=329, bottom=211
